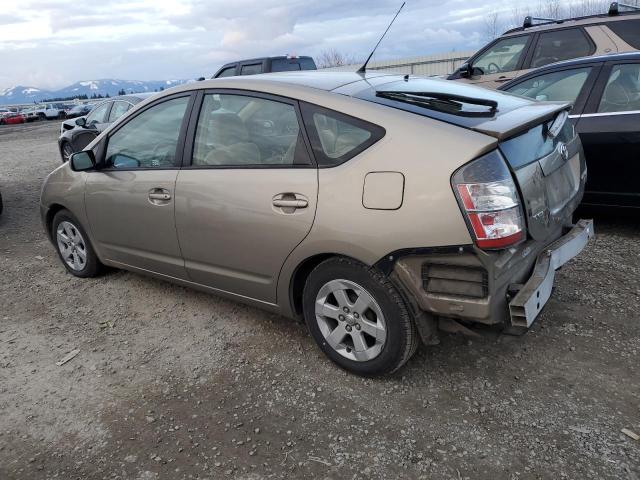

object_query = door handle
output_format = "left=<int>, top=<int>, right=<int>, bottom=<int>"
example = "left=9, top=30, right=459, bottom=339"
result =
left=148, top=188, right=171, bottom=204
left=273, top=198, right=308, bottom=209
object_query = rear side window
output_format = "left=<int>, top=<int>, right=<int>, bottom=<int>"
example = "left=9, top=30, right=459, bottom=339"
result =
left=240, top=63, right=263, bottom=75
left=608, top=19, right=640, bottom=49
left=530, top=29, right=593, bottom=69
left=216, top=66, right=237, bottom=78
left=300, top=103, right=385, bottom=167
left=598, top=63, right=640, bottom=113
left=505, top=67, right=592, bottom=104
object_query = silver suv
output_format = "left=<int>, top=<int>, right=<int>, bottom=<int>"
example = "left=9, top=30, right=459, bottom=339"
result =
left=40, top=72, right=592, bottom=375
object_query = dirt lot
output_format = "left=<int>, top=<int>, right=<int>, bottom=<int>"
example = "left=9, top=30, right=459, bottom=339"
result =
left=0, top=121, right=639, bottom=480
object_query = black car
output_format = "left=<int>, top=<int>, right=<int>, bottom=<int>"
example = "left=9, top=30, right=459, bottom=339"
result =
left=500, top=52, right=640, bottom=208
left=58, top=94, right=155, bottom=162
left=65, top=103, right=94, bottom=119
left=212, top=55, right=316, bottom=78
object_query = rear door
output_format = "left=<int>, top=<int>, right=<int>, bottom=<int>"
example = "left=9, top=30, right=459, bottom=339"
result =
left=576, top=59, right=640, bottom=206
left=174, top=90, right=318, bottom=303
left=85, top=93, right=194, bottom=277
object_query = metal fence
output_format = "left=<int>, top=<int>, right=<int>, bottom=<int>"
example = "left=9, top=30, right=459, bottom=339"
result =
left=319, top=51, right=475, bottom=76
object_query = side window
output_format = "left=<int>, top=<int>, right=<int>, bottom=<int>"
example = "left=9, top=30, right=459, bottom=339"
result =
left=473, top=36, right=530, bottom=74
left=86, top=102, right=110, bottom=125
left=607, top=19, right=640, bottom=49
left=598, top=63, right=640, bottom=113
left=240, top=63, right=263, bottom=75
left=506, top=67, right=592, bottom=104
left=108, top=101, right=131, bottom=122
left=192, top=93, right=310, bottom=167
left=105, top=96, right=189, bottom=169
left=301, top=103, right=385, bottom=167
left=216, top=66, right=237, bottom=78
left=530, top=29, right=593, bottom=69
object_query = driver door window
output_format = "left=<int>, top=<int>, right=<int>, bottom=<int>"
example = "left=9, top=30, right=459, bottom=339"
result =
left=506, top=67, right=592, bottom=105
left=86, top=102, right=110, bottom=125
left=473, top=36, right=529, bottom=75
left=105, top=96, right=189, bottom=169
left=192, top=93, right=309, bottom=167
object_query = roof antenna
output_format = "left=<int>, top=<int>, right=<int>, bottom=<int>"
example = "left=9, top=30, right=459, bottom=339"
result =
left=357, top=2, right=405, bottom=74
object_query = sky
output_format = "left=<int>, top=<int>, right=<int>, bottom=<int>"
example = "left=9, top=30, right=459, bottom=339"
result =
left=0, top=0, right=556, bottom=89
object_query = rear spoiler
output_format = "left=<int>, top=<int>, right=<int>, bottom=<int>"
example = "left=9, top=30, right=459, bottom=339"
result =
left=471, top=102, right=572, bottom=141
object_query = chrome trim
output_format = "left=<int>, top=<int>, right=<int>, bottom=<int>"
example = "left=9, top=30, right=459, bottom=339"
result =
left=570, top=110, right=640, bottom=119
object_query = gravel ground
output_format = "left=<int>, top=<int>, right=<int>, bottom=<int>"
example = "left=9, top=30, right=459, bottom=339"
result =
left=1, top=121, right=639, bottom=480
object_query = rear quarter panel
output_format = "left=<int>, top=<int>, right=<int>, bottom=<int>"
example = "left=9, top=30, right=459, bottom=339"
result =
left=275, top=94, right=497, bottom=314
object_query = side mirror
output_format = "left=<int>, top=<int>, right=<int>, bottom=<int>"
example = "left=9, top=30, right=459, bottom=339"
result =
left=70, top=151, right=95, bottom=171
left=458, top=63, right=472, bottom=78
left=75, top=117, right=86, bottom=127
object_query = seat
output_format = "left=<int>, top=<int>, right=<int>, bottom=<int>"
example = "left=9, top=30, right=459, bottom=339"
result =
left=196, top=112, right=260, bottom=166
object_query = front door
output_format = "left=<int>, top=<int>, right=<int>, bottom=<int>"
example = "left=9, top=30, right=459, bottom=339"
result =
left=175, top=92, right=318, bottom=303
left=577, top=61, right=640, bottom=207
left=85, top=94, right=192, bottom=277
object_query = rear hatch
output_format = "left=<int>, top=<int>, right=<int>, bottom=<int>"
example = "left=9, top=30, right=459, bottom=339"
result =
left=350, top=76, right=586, bottom=241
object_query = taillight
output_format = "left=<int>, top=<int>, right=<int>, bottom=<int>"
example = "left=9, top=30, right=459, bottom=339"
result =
left=452, top=150, right=525, bottom=250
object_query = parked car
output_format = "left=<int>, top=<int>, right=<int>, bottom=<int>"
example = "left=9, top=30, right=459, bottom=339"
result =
left=41, top=72, right=592, bottom=375
left=448, top=3, right=640, bottom=88
left=20, top=108, right=39, bottom=122
left=58, top=94, right=154, bottom=162
left=213, top=55, right=317, bottom=78
left=65, top=104, right=94, bottom=119
left=34, top=103, right=67, bottom=120
left=0, top=112, right=25, bottom=125
left=499, top=51, right=640, bottom=208
left=0, top=108, right=11, bottom=118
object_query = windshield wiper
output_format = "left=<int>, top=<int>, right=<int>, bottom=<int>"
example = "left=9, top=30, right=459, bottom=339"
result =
left=376, top=91, right=498, bottom=117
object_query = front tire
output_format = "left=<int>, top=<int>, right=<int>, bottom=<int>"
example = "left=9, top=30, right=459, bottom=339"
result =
left=303, top=257, right=418, bottom=376
left=52, top=210, right=101, bottom=277
left=60, top=141, right=74, bottom=162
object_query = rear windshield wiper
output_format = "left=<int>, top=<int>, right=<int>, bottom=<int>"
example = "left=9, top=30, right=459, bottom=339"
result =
left=376, top=91, right=498, bottom=118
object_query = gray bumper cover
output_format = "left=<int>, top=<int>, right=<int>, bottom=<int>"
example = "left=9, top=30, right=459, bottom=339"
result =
left=509, top=219, right=594, bottom=328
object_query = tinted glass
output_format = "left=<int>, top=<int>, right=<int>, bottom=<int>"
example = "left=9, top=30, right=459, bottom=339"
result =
left=473, top=36, right=529, bottom=74
left=271, top=58, right=302, bottom=72
left=192, top=94, right=308, bottom=167
left=240, top=63, right=263, bottom=75
left=301, top=103, right=385, bottom=167
left=86, top=102, right=110, bottom=125
left=608, top=19, right=640, bottom=49
left=216, top=66, right=237, bottom=78
left=506, top=67, right=592, bottom=104
left=530, top=29, right=593, bottom=69
left=108, top=101, right=130, bottom=122
left=598, top=63, right=640, bottom=113
left=299, top=58, right=316, bottom=70
left=105, top=96, right=189, bottom=169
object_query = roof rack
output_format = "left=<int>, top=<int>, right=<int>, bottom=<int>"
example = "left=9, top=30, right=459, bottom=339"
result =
left=506, top=2, right=640, bottom=33
left=609, top=2, right=640, bottom=14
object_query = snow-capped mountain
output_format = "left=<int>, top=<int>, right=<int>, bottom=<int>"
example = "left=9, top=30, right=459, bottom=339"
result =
left=0, top=79, right=188, bottom=105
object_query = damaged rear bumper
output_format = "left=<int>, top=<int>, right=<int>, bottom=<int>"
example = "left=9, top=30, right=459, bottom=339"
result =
left=509, top=219, right=593, bottom=328
left=391, top=219, right=594, bottom=330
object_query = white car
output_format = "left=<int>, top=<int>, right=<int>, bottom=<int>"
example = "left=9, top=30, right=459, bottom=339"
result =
left=34, top=103, right=66, bottom=120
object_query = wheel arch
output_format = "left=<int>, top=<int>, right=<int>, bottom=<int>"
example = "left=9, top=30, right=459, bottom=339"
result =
left=45, top=203, right=68, bottom=241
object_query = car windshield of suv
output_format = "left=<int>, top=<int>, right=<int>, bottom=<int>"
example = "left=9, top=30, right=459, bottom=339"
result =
left=505, top=67, right=592, bottom=104
left=473, top=36, right=529, bottom=74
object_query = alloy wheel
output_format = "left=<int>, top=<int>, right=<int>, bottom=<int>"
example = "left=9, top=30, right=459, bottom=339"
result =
left=56, top=221, right=87, bottom=271
left=315, top=279, right=387, bottom=362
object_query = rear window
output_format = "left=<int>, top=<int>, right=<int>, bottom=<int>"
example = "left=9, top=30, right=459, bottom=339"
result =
left=271, top=59, right=302, bottom=72
left=608, top=19, right=640, bottom=49
left=300, top=103, right=385, bottom=167
left=240, top=63, right=263, bottom=75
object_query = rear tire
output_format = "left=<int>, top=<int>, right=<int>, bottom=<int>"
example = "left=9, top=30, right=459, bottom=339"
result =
left=52, top=210, right=101, bottom=278
left=303, top=256, right=418, bottom=376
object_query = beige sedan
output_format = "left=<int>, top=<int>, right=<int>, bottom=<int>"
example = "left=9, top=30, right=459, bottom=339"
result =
left=41, top=72, right=592, bottom=375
